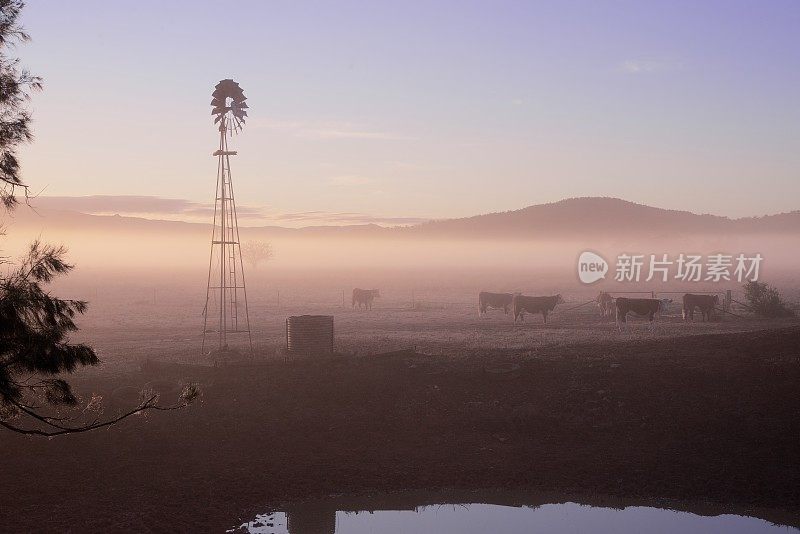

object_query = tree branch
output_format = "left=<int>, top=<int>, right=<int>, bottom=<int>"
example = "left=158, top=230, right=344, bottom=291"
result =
left=0, top=395, right=192, bottom=436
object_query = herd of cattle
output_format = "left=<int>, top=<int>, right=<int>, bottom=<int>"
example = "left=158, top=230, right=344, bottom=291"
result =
left=355, top=288, right=721, bottom=331
left=478, top=290, right=720, bottom=330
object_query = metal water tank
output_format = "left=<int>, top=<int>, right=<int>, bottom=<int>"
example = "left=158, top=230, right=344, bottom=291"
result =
left=286, top=315, right=334, bottom=354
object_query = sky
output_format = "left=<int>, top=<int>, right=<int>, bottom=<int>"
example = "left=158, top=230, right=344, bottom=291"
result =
left=14, top=0, right=800, bottom=224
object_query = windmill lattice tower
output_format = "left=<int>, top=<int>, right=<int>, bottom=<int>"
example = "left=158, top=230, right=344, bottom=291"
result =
left=202, top=79, right=253, bottom=354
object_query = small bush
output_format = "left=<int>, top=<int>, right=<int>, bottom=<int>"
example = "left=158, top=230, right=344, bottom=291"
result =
left=743, top=281, right=795, bottom=318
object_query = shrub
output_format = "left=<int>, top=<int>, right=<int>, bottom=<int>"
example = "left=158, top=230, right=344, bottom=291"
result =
left=743, top=281, right=795, bottom=318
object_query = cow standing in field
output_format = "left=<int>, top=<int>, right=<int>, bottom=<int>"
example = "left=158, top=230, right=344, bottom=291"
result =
left=352, top=288, right=380, bottom=310
left=479, top=291, right=513, bottom=316
left=615, top=297, right=672, bottom=332
left=682, top=293, right=719, bottom=322
left=512, top=294, right=564, bottom=323
left=596, top=291, right=614, bottom=318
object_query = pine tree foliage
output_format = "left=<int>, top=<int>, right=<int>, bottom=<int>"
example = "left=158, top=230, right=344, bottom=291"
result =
left=0, top=0, right=40, bottom=208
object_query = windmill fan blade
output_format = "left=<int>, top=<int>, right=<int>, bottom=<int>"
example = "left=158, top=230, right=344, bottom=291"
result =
left=211, top=78, right=248, bottom=131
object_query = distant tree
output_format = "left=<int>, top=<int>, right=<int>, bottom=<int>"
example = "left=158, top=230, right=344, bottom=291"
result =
left=743, top=281, right=795, bottom=318
left=0, top=1, right=197, bottom=436
left=242, top=240, right=273, bottom=269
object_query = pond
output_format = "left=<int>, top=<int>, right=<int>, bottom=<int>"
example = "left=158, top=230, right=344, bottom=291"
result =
left=229, top=500, right=798, bottom=534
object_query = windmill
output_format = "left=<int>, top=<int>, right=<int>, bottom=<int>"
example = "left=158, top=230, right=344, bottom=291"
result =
left=202, top=79, right=253, bottom=354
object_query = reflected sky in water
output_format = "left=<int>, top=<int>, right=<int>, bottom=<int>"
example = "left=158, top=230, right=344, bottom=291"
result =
left=234, top=502, right=798, bottom=534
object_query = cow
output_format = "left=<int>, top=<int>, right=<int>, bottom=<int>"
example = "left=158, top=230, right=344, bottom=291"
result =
left=352, top=288, right=380, bottom=310
left=615, top=297, right=672, bottom=332
left=512, top=294, right=564, bottom=323
left=479, top=291, right=513, bottom=316
left=682, top=293, right=719, bottom=322
left=596, top=291, right=614, bottom=318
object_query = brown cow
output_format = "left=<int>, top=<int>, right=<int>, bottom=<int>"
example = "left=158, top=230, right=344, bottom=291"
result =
left=596, top=291, right=614, bottom=318
left=352, top=288, right=380, bottom=310
left=682, top=293, right=719, bottom=322
left=479, top=291, right=513, bottom=315
left=615, top=297, right=672, bottom=332
left=512, top=294, right=564, bottom=323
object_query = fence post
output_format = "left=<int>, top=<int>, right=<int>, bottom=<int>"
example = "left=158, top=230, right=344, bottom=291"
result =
left=725, top=289, right=732, bottom=312
left=651, top=291, right=655, bottom=299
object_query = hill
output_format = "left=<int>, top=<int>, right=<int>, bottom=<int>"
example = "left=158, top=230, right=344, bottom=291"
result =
left=3, top=196, right=799, bottom=242
left=399, top=197, right=800, bottom=239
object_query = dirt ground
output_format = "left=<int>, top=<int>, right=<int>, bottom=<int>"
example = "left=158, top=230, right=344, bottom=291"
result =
left=1, top=317, right=799, bottom=532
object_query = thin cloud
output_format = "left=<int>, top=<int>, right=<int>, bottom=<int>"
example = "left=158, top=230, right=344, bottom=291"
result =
left=619, top=59, right=682, bottom=74
left=31, top=195, right=426, bottom=227
left=33, top=195, right=196, bottom=214
left=32, top=195, right=268, bottom=220
left=327, top=175, right=374, bottom=187
left=270, top=211, right=428, bottom=226
left=256, top=118, right=416, bottom=141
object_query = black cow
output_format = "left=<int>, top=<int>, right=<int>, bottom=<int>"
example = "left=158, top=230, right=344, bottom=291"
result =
left=682, top=293, right=719, bottom=322
left=512, top=294, right=564, bottom=323
left=615, top=297, right=671, bottom=332
left=479, top=291, right=513, bottom=315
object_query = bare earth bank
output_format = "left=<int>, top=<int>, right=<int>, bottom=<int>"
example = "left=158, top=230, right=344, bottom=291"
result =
left=1, top=327, right=799, bottom=532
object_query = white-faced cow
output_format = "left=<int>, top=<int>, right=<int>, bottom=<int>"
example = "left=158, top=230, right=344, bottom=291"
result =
left=479, top=291, right=513, bottom=316
left=352, top=288, right=380, bottom=310
left=596, top=291, right=614, bottom=318
left=615, top=297, right=672, bottom=332
left=512, top=294, right=564, bottom=323
left=682, top=293, right=719, bottom=322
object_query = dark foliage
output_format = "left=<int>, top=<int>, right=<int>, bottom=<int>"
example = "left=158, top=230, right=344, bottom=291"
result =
left=743, top=280, right=795, bottom=318
left=0, top=0, right=41, bottom=208
left=0, top=241, right=97, bottom=405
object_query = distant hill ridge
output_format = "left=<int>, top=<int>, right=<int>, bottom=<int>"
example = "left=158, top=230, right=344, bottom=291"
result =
left=5, top=196, right=800, bottom=240
left=400, top=197, right=800, bottom=238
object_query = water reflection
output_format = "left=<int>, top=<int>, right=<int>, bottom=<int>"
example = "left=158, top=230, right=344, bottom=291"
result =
left=230, top=494, right=799, bottom=534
